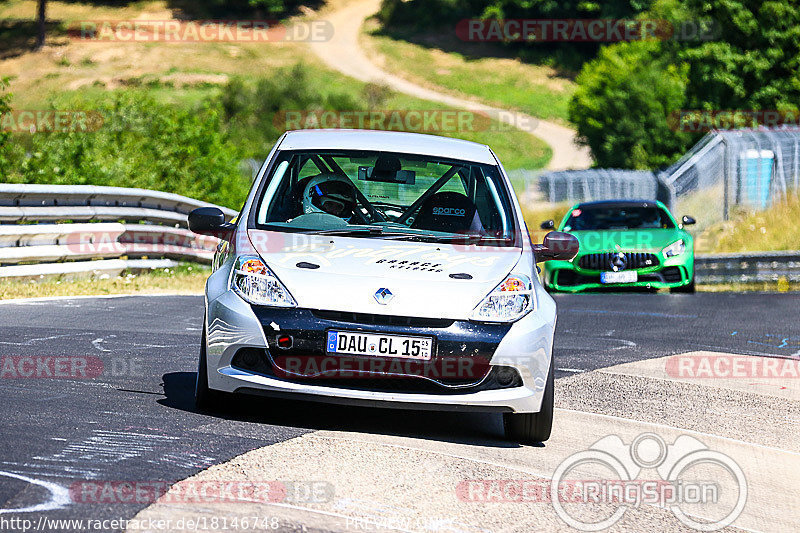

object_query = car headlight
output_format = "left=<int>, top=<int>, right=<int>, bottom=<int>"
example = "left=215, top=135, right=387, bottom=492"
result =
left=663, top=239, right=686, bottom=258
left=472, top=274, right=533, bottom=323
left=231, top=255, right=296, bottom=307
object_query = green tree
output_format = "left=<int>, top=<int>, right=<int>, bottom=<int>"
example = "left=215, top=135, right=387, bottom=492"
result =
left=0, top=78, right=11, bottom=175
left=678, top=0, right=800, bottom=111
left=7, top=92, right=249, bottom=209
left=569, top=0, right=800, bottom=168
left=36, top=0, right=46, bottom=48
left=569, top=41, right=691, bottom=168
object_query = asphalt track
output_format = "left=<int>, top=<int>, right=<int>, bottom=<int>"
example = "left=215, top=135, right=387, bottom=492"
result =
left=0, top=292, right=798, bottom=531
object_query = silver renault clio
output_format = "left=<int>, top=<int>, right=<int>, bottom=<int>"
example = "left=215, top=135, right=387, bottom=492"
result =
left=189, top=129, right=577, bottom=443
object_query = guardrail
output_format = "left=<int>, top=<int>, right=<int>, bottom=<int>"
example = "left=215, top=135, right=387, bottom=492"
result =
left=2, top=184, right=796, bottom=285
left=695, top=251, right=800, bottom=284
left=0, top=184, right=237, bottom=280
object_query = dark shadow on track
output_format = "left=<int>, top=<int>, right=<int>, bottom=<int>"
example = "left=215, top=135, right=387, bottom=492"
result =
left=159, top=371, right=524, bottom=449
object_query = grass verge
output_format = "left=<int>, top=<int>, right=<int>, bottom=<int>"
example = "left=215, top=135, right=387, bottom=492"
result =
left=0, top=263, right=208, bottom=300
left=2, top=1, right=550, bottom=171
left=362, top=22, right=576, bottom=124
left=697, top=193, right=800, bottom=253
left=697, top=281, right=800, bottom=293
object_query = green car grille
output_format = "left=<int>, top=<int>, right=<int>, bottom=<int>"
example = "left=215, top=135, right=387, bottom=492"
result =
left=577, top=252, right=659, bottom=271
left=556, top=266, right=684, bottom=287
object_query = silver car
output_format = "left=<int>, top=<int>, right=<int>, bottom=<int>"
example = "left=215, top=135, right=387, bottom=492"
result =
left=188, top=129, right=577, bottom=443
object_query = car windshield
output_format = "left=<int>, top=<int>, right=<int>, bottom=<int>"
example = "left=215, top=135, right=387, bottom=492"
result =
left=253, top=149, right=516, bottom=246
left=563, top=205, right=675, bottom=231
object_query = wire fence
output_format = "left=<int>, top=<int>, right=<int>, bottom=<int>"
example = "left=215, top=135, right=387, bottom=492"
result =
left=662, top=128, right=800, bottom=229
left=534, top=169, right=660, bottom=205
left=527, top=128, right=800, bottom=233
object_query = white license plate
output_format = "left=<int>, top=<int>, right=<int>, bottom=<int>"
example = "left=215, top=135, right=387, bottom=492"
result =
left=326, top=331, right=433, bottom=360
left=600, top=271, right=638, bottom=284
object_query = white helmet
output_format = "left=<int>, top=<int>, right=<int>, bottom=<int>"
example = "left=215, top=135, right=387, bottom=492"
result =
left=302, top=174, right=358, bottom=219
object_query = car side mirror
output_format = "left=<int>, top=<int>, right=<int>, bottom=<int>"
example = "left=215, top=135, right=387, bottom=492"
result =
left=681, top=215, right=696, bottom=226
left=188, top=207, right=235, bottom=239
left=540, top=219, right=555, bottom=230
left=533, top=231, right=579, bottom=261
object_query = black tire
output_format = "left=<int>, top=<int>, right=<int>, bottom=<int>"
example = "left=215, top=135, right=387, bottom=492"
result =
left=503, top=359, right=554, bottom=444
left=195, top=325, right=231, bottom=411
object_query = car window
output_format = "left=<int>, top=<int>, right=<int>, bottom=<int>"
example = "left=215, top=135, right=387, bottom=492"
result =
left=253, top=150, right=515, bottom=245
left=563, top=206, right=675, bottom=231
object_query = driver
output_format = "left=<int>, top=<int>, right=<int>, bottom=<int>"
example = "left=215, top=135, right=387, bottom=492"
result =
left=302, top=174, right=358, bottom=220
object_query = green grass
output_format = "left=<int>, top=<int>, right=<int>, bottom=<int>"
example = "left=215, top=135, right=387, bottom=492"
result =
left=362, top=27, right=576, bottom=124
left=0, top=263, right=209, bottom=300
left=698, top=193, right=800, bottom=253
left=697, top=280, right=800, bottom=292
left=30, top=71, right=550, bottom=172
left=3, top=1, right=550, bottom=172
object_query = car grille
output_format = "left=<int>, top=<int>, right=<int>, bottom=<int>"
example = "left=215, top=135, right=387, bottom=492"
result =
left=578, top=252, right=659, bottom=271
left=230, top=348, right=521, bottom=394
left=662, top=266, right=683, bottom=282
left=555, top=270, right=595, bottom=287
left=311, top=310, right=454, bottom=329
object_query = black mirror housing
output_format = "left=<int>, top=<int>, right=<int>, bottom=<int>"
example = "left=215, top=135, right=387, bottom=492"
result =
left=533, top=231, right=579, bottom=262
left=681, top=215, right=696, bottom=225
left=540, top=219, right=555, bottom=230
left=188, top=207, right=235, bottom=239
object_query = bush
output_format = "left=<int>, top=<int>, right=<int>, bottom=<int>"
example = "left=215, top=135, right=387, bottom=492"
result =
left=0, top=78, right=10, bottom=174
left=1, top=65, right=369, bottom=209
left=219, top=64, right=362, bottom=158
left=568, top=41, right=693, bottom=169
left=168, top=0, right=321, bottom=18
left=569, top=0, right=800, bottom=168
left=4, top=92, right=249, bottom=210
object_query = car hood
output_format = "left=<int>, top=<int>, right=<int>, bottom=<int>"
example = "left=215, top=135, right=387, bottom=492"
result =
left=246, top=229, right=522, bottom=320
left=569, top=228, right=685, bottom=253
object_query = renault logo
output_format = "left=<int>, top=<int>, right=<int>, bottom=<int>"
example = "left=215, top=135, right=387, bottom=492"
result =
left=374, top=288, right=393, bottom=305
left=610, top=253, right=627, bottom=272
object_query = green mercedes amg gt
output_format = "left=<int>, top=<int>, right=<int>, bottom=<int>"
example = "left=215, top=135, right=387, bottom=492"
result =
left=541, top=200, right=696, bottom=293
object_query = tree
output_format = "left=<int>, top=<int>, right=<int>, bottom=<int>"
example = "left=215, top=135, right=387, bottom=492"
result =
left=569, top=41, right=691, bottom=169
left=0, top=78, right=11, bottom=174
left=568, top=0, right=800, bottom=168
left=36, top=0, right=46, bottom=49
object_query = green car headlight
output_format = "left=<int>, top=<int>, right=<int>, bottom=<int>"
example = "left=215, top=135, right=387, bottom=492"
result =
left=662, top=239, right=686, bottom=258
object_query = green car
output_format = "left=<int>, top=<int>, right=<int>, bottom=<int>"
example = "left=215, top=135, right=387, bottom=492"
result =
left=541, top=200, right=696, bottom=293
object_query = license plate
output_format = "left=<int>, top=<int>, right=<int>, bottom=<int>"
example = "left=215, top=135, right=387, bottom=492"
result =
left=601, top=271, right=638, bottom=284
left=326, top=331, right=433, bottom=360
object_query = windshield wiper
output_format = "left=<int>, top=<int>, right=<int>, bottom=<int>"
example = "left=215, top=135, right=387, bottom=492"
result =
left=303, top=228, right=513, bottom=245
left=304, top=226, right=384, bottom=237
left=382, top=233, right=513, bottom=244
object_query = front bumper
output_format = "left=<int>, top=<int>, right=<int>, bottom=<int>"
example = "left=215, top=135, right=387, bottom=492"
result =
left=204, top=279, right=556, bottom=413
left=543, top=254, right=694, bottom=292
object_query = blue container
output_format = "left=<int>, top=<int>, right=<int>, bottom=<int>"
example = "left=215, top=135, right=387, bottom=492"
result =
left=738, top=149, right=774, bottom=209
